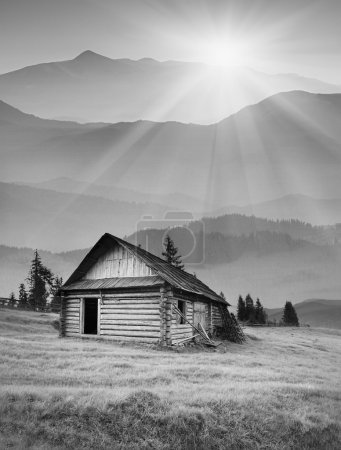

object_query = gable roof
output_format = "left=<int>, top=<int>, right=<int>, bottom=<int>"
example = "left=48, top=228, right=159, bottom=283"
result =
left=63, top=233, right=228, bottom=305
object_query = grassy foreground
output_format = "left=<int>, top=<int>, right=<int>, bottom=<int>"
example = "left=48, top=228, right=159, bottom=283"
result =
left=0, top=309, right=340, bottom=449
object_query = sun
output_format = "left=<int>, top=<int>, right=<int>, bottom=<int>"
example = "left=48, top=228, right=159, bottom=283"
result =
left=201, top=39, right=251, bottom=67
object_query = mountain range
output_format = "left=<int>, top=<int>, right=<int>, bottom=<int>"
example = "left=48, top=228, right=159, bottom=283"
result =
left=1, top=90, right=341, bottom=211
left=1, top=180, right=340, bottom=252
left=0, top=50, right=340, bottom=124
left=266, top=299, right=341, bottom=329
left=0, top=182, right=172, bottom=251
left=18, top=178, right=341, bottom=226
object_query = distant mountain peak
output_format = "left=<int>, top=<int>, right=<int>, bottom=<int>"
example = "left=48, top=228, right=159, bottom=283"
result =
left=73, top=50, right=107, bottom=61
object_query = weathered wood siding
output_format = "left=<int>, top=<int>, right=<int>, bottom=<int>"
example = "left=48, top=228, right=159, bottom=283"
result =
left=212, top=304, right=223, bottom=327
left=171, top=299, right=194, bottom=344
left=64, top=297, right=81, bottom=337
left=100, top=293, right=161, bottom=343
left=84, top=244, right=155, bottom=279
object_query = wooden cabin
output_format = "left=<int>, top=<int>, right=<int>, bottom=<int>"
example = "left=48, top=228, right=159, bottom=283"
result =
left=59, top=233, right=230, bottom=345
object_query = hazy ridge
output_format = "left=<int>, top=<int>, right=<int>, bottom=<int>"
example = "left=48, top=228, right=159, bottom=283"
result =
left=1, top=50, right=340, bottom=124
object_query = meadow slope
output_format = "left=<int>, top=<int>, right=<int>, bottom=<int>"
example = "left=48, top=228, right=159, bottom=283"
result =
left=0, top=309, right=340, bottom=449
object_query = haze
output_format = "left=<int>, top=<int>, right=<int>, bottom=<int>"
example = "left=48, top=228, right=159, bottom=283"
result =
left=1, top=0, right=341, bottom=84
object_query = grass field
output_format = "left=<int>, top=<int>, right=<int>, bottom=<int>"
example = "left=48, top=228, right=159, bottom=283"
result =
left=0, top=309, right=340, bottom=449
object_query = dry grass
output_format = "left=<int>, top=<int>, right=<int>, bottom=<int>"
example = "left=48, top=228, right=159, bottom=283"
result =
left=0, top=308, right=340, bottom=449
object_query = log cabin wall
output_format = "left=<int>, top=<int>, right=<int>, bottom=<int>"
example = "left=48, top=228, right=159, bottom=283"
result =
left=212, top=304, right=223, bottom=328
left=64, top=297, right=81, bottom=337
left=99, top=292, right=161, bottom=343
left=84, top=245, right=155, bottom=279
left=62, top=291, right=162, bottom=343
left=171, top=298, right=194, bottom=345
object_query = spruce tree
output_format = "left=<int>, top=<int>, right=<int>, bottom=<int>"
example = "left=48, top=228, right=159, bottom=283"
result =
left=8, top=292, right=16, bottom=308
left=237, top=295, right=246, bottom=321
left=282, top=301, right=299, bottom=326
left=245, top=294, right=255, bottom=322
left=50, top=276, right=63, bottom=313
left=27, top=250, right=53, bottom=311
left=162, top=235, right=184, bottom=270
left=255, top=298, right=266, bottom=324
left=18, top=283, right=28, bottom=309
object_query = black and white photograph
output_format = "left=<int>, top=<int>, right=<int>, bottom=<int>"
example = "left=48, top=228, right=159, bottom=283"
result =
left=0, top=0, right=340, bottom=448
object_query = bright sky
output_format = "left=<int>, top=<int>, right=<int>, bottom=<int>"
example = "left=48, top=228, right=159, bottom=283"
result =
left=0, top=0, right=340, bottom=84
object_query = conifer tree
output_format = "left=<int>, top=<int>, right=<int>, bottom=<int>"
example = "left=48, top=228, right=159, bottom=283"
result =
left=255, top=298, right=266, bottom=324
left=27, top=250, right=53, bottom=311
left=162, top=235, right=184, bottom=270
left=237, top=295, right=246, bottom=321
left=245, top=294, right=255, bottom=322
left=8, top=292, right=16, bottom=308
left=282, top=301, right=299, bottom=326
left=50, top=276, right=63, bottom=312
left=18, top=283, right=28, bottom=309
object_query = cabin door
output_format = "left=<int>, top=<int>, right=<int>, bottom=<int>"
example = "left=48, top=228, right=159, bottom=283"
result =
left=193, top=303, right=206, bottom=329
left=83, top=298, right=98, bottom=335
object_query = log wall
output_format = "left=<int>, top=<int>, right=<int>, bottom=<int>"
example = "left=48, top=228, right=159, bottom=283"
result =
left=61, top=292, right=225, bottom=345
left=212, top=304, right=223, bottom=327
left=64, top=297, right=81, bottom=337
left=84, top=245, right=155, bottom=279
left=99, top=293, right=161, bottom=343
left=171, top=298, right=194, bottom=344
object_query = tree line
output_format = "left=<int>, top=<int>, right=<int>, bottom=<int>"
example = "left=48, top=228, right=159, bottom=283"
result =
left=8, top=250, right=62, bottom=312
left=237, top=295, right=299, bottom=326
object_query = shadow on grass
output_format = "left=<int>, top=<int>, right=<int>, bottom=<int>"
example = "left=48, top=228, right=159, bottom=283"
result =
left=1, top=390, right=340, bottom=450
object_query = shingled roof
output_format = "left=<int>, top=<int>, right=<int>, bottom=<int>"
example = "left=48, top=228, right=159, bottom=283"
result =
left=63, top=233, right=228, bottom=305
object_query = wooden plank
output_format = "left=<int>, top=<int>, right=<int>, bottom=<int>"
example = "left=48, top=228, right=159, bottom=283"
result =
left=100, top=313, right=160, bottom=319
left=100, top=323, right=160, bottom=329
left=80, top=298, right=84, bottom=334
left=103, top=295, right=160, bottom=302
left=172, top=326, right=192, bottom=332
left=103, top=294, right=160, bottom=304
left=65, top=319, right=80, bottom=324
left=173, top=334, right=199, bottom=345
left=97, top=298, right=101, bottom=337
left=97, top=335, right=159, bottom=343
left=199, top=323, right=210, bottom=340
left=65, top=327, right=80, bottom=332
left=100, top=319, right=161, bottom=326
left=100, top=329, right=160, bottom=337
left=100, top=304, right=159, bottom=310
left=172, top=330, right=192, bottom=336
left=65, top=327, right=80, bottom=333
left=65, top=314, right=80, bottom=319
left=99, top=325, right=160, bottom=331
left=103, top=293, right=160, bottom=299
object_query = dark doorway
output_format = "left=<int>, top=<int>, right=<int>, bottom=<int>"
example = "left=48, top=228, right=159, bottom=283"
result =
left=84, top=299, right=98, bottom=334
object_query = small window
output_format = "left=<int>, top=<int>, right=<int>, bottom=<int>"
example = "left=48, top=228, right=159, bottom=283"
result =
left=177, top=300, right=186, bottom=324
